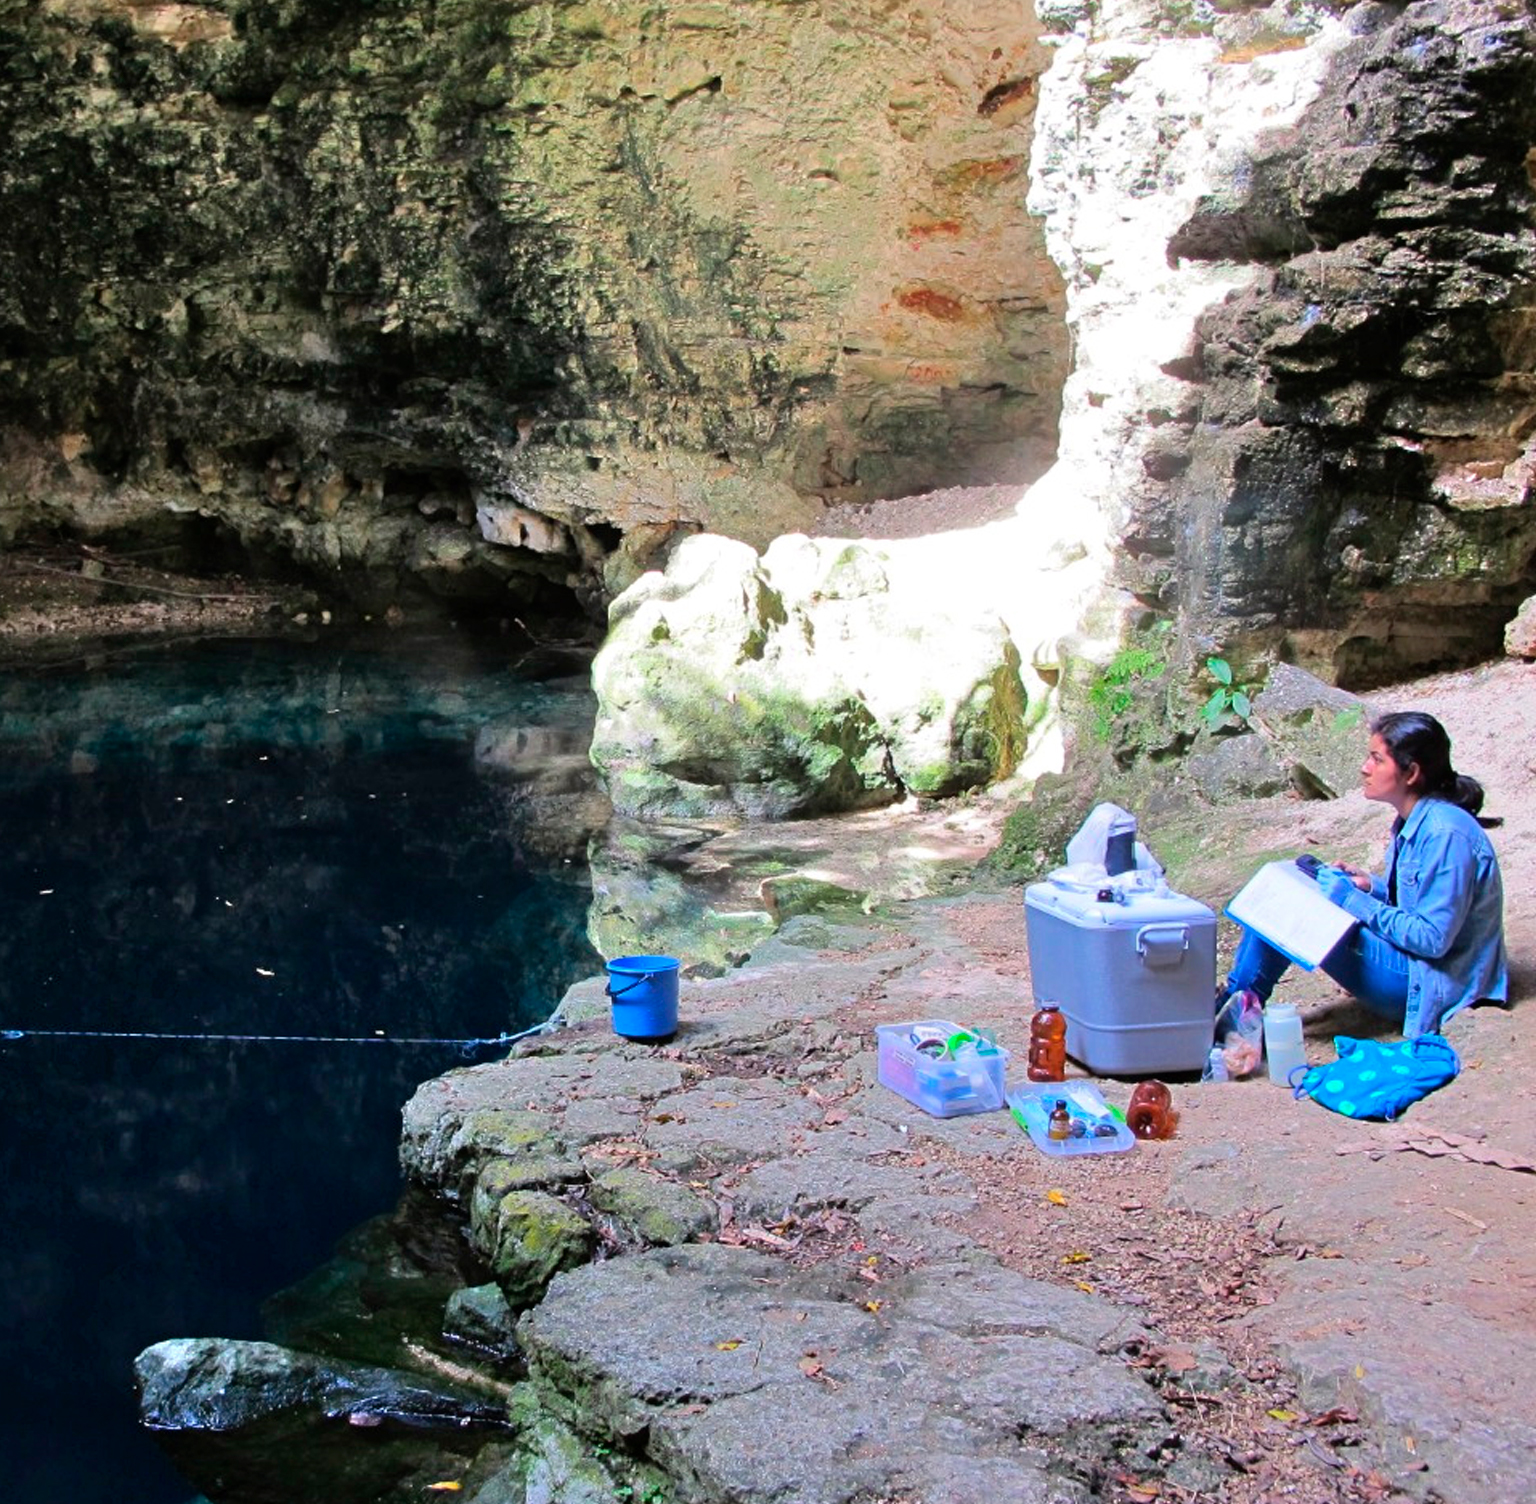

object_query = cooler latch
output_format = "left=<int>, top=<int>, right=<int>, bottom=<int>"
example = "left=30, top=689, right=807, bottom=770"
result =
left=1135, top=924, right=1189, bottom=967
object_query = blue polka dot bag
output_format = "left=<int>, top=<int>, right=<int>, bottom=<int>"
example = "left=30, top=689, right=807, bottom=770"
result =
left=1296, top=1034, right=1460, bottom=1120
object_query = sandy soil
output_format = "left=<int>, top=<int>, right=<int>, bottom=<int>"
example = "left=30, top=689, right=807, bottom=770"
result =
left=818, top=482, right=1029, bottom=540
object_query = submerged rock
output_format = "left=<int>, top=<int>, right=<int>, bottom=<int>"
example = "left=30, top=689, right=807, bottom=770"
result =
left=443, top=1284, right=521, bottom=1364
left=135, top=1338, right=511, bottom=1504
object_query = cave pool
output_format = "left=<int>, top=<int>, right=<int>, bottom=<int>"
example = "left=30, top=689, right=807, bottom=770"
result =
left=0, top=630, right=602, bottom=1503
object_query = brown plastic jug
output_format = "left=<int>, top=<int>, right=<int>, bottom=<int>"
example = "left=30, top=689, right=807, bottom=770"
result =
left=1026, top=1002, right=1067, bottom=1082
left=1126, top=1080, right=1175, bottom=1140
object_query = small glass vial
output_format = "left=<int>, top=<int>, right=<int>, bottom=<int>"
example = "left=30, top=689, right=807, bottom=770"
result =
left=1047, top=1099, right=1072, bottom=1141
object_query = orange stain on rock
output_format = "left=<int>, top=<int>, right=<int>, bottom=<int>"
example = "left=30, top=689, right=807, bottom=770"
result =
left=935, top=156, right=1025, bottom=191
left=904, top=218, right=964, bottom=241
left=896, top=286, right=966, bottom=321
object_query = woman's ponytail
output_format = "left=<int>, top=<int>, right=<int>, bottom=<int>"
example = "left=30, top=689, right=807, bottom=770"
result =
left=1448, top=771, right=1485, bottom=816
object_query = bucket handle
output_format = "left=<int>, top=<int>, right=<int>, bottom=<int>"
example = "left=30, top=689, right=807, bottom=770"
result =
left=1136, top=924, right=1189, bottom=968
left=606, top=972, right=656, bottom=1001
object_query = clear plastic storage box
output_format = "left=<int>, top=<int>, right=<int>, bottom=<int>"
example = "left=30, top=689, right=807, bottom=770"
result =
left=1007, top=1082, right=1135, bottom=1156
left=876, top=1020, right=1010, bottom=1117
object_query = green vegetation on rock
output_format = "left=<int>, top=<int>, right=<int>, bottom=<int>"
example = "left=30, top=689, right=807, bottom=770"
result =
left=1088, top=642, right=1168, bottom=742
left=587, top=1168, right=715, bottom=1248
left=475, top=1189, right=593, bottom=1309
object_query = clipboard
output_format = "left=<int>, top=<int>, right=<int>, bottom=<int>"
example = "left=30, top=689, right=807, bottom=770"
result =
left=1224, top=859, right=1357, bottom=970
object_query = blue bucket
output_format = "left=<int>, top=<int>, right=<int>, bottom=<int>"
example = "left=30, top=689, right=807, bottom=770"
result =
left=605, top=955, right=680, bottom=1042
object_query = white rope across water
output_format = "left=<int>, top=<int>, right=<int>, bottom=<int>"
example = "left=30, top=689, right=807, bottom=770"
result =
left=0, top=1018, right=557, bottom=1054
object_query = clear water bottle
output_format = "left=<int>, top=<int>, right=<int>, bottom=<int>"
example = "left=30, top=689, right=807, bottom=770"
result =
left=1263, top=1000, right=1306, bottom=1087
left=1201, top=1045, right=1230, bottom=1083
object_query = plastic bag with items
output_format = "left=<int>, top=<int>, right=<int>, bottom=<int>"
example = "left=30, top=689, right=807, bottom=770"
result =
left=1214, top=988, right=1265, bottom=1078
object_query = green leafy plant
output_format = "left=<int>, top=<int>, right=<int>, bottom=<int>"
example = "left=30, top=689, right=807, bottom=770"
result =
left=613, top=1487, right=665, bottom=1504
left=1088, top=644, right=1167, bottom=741
left=1199, top=656, right=1257, bottom=732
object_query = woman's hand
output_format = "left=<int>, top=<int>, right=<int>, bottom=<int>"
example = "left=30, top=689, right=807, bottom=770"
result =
left=1318, top=865, right=1362, bottom=904
left=1336, top=863, right=1374, bottom=893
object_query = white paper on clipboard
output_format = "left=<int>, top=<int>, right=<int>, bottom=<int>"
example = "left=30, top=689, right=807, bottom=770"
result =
left=1224, top=859, right=1357, bottom=970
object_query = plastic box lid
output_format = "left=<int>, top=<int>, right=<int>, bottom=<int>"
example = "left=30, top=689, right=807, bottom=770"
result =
left=876, top=1020, right=1010, bottom=1118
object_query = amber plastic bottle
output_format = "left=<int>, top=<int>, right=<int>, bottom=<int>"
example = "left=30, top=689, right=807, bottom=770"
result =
left=1027, top=1002, right=1067, bottom=1082
left=1125, top=1080, right=1174, bottom=1140
left=1048, top=1099, right=1072, bottom=1141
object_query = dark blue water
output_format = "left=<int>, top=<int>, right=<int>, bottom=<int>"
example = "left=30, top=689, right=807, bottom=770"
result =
left=0, top=632, right=603, bottom=1503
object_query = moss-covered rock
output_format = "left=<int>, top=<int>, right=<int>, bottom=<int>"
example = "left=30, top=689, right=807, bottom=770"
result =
left=474, top=1388, right=664, bottom=1504
left=591, top=533, right=1029, bottom=819
left=988, top=774, right=1095, bottom=881
left=403, top=1105, right=573, bottom=1203
left=471, top=1155, right=589, bottom=1225
left=1250, top=663, right=1370, bottom=799
left=758, top=872, right=867, bottom=924
left=471, top=1190, right=593, bottom=1310
left=587, top=1166, right=716, bottom=1247
left=1184, top=733, right=1290, bottom=803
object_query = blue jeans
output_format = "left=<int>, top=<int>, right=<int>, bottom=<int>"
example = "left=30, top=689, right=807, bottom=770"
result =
left=1226, top=924, right=1410, bottom=1023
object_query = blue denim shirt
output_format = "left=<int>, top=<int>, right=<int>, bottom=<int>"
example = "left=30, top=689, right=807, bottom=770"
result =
left=1335, top=795, right=1508, bottom=1037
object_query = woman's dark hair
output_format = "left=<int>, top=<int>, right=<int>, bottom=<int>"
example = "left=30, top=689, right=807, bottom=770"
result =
left=1371, top=711, right=1484, bottom=815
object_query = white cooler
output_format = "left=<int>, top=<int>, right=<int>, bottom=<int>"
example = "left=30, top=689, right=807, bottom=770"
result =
left=1024, top=877, right=1216, bottom=1075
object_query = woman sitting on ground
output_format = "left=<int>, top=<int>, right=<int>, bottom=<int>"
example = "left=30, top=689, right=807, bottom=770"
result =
left=1220, top=711, right=1508, bottom=1039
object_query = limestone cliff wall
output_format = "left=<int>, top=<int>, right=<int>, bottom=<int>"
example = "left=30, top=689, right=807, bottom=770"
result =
left=1175, top=0, right=1536, bottom=685
left=1025, top=0, right=1536, bottom=688
left=577, top=0, right=1536, bottom=821
left=0, top=0, right=1065, bottom=614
